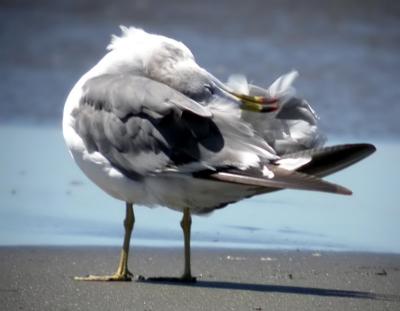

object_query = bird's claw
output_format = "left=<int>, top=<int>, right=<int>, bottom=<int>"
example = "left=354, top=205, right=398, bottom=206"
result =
left=74, top=273, right=133, bottom=282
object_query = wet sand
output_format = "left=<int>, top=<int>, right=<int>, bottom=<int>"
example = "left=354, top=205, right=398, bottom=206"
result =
left=0, top=247, right=399, bottom=310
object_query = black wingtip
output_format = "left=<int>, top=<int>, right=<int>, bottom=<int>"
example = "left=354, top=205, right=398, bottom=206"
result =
left=294, top=143, right=377, bottom=178
left=353, top=143, right=376, bottom=157
left=338, top=185, right=353, bottom=196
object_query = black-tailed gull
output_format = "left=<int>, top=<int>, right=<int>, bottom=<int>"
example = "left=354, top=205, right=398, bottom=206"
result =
left=63, top=26, right=375, bottom=281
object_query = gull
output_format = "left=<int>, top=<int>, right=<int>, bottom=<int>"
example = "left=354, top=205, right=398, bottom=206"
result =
left=63, top=26, right=375, bottom=282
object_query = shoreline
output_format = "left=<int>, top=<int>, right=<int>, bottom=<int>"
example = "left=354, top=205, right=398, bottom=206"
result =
left=1, top=246, right=399, bottom=310
left=2, top=244, right=400, bottom=255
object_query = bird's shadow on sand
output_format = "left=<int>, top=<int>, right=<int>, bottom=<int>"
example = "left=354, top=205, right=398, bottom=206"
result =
left=138, top=277, right=398, bottom=301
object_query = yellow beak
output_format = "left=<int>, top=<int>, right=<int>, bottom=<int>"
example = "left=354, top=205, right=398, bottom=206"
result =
left=230, top=91, right=279, bottom=113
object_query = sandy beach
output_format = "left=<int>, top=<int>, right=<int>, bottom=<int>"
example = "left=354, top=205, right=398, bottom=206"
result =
left=0, top=247, right=399, bottom=310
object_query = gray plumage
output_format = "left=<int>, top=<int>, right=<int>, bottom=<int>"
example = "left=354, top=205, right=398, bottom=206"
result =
left=73, top=73, right=277, bottom=181
left=71, top=70, right=372, bottom=208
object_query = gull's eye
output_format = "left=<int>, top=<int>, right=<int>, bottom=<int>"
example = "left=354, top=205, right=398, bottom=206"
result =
left=204, top=84, right=215, bottom=95
left=186, top=84, right=215, bottom=102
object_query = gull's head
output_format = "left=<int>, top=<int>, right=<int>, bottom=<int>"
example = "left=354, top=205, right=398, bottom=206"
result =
left=104, top=26, right=207, bottom=93
left=96, top=26, right=279, bottom=112
left=107, top=26, right=195, bottom=64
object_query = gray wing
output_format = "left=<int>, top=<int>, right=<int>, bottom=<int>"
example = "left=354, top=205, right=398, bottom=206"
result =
left=73, top=73, right=221, bottom=179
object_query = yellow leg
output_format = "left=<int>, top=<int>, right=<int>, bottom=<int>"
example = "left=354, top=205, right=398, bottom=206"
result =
left=180, top=208, right=196, bottom=282
left=75, top=202, right=135, bottom=281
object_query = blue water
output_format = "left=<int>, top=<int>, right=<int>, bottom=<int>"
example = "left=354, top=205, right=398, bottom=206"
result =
left=0, top=1, right=399, bottom=252
left=0, top=125, right=399, bottom=253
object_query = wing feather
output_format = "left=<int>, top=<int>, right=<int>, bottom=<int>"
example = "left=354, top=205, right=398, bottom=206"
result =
left=73, top=73, right=273, bottom=179
left=202, top=166, right=352, bottom=195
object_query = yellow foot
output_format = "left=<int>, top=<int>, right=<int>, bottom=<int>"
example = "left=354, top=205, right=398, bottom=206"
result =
left=74, top=270, right=133, bottom=282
